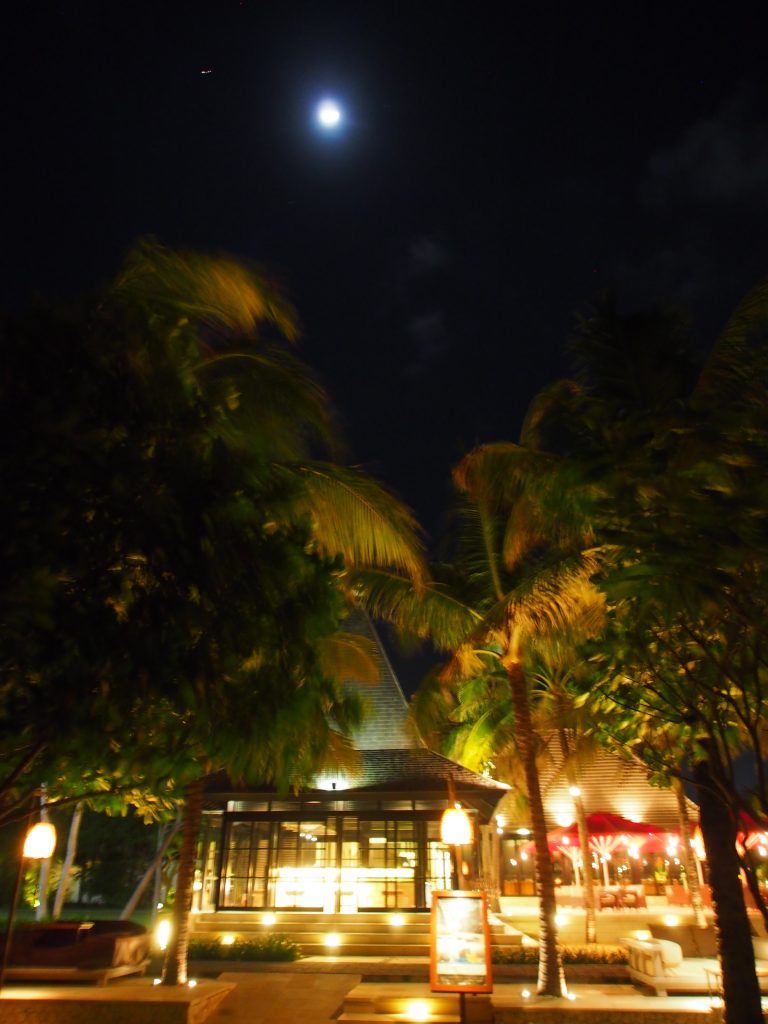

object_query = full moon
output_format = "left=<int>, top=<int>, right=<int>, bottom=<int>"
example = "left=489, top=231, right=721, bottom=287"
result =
left=317, top=99, right=342, bottom=128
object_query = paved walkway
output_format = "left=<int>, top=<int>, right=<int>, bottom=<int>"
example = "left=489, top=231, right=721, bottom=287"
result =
left=200, top=969, right=728, bottom=1024
left=206, top=971, right=361, bottom=1024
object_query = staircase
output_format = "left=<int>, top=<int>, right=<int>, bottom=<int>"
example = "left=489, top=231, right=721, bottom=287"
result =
left=337, top=983, right=493, bottom=1023
left=190, top=910, right=523, bottom=959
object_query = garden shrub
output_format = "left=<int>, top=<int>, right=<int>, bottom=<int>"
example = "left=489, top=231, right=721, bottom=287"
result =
left=492, top=943, right=627, bottom=965
left=188, top=934, right=301, bottom=961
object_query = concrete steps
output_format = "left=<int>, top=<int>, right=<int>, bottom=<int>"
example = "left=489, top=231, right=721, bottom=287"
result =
left=191, top=910, right=523, bottom=959
left=337, top=983, right=493, bottom=1024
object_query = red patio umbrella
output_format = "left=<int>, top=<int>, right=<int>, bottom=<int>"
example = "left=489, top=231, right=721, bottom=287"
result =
left=548, top=812, right=666, bottom=850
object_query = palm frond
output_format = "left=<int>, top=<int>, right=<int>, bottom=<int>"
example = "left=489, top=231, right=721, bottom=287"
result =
left=347, top=568, right=480, bottom=649
left=114, top=238, right=299, bottom=340
left=519, top=379, right=585, bottom=449
left=695, top=276, right=768, bottom=411
left=291, top=464, right=426, bottom=584
left=318, top=632, right=379, bottom=685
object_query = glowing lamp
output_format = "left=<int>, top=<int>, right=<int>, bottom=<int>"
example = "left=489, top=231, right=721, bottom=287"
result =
left=155, top=919, right=172, bottom=951
left=408, top=1000, right=430, bottom=1021
left=568, top=785, right=581, bottom=797
left=23, top=822, right=56, bottom=860
left=441, top=805, right=472, bottom=845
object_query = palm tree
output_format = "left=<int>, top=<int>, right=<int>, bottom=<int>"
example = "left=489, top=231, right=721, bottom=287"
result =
left=107, top=241, right=429, bottom=986
left=360, top=447, right=603, bottom=997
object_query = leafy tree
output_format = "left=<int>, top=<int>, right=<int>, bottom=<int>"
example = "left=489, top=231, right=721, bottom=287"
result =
left=517, top=285, right=768, bottom=1024
left=0, top=240, right=426, bottom=985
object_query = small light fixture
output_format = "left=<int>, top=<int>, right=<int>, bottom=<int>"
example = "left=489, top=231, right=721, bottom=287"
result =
left=568, top=785, right=581, bottom=798
left=220, top=934, right=236, bottom=946
left=155, top=919, right=172, bottom=951
left=262, top=913, right=277, bottom=926
left=324, top=933, right=341, bottom=949
left=663, top=915, right=680, bottom=927
left=390, top=914, right=405, bottom=928
left=188, top=979, right=198, bottom=989
left=407, top=1000, right=430, bottom=1021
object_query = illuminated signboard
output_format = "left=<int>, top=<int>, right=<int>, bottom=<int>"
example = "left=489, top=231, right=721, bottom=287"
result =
left=430, top=891, right=493, bottom=993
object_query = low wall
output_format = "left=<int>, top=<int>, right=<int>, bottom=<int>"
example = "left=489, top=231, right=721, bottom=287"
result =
left=0, top=980, right=234, bottom=1024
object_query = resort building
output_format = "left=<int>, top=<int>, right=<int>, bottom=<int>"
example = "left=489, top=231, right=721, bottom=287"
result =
left=194, top=611, right=508, bottom=914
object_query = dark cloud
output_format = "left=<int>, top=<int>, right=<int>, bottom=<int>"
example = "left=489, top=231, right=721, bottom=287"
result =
left=640, top=95, right=768, bottom=209
left=407, top=236, right=449, bottom=276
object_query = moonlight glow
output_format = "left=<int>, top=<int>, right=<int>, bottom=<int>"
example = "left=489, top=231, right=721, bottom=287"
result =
left=317, top=99, right=342, bottom=128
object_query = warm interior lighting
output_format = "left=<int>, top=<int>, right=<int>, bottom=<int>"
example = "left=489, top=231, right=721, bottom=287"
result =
left=555, top=914, right=568, bottom=926
left=568, top=785, right=581, bottom=797
left=663, top=915, right=680, bottom=927
left=369, top=837, right=387, bottom=844
left=635, top=930, right=651, bottom=940
left=23, top=822, right=57, bottom=860
left=440, top=805, right=472, bottom=845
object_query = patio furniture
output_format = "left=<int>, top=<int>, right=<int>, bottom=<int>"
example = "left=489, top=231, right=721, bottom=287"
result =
left=0, top=920, right=150, bottom=985
left=598, top=889, right=617, bottom=909
left=624, top=925, right=768, bottom=996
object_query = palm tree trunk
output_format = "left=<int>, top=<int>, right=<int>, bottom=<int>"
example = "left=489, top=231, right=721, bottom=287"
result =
left=52, top=802, right=84, bottom=919
left=694, top=759, right=762, bottom=1024
left=507, top=662, right=565, bottom=997
left=556, top=728, right=597, bottom=944
left=572, top=792, right=597, bottom=943
left=162, top=779, right=204, bottom=986
left=672, top=779, right=707, bottom=929
left=122, top=813, right=182, bottom=921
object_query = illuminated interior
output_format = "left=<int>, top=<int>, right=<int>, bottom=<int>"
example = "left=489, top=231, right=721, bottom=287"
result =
left=197, top=810, right=458, bottom=911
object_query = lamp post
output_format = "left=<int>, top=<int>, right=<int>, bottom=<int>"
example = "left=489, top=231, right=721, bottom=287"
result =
left=0, top=819, right=57, bottom=993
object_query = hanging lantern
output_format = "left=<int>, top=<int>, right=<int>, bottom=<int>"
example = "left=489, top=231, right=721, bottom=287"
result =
left=441, top=804, right=472, bottom=846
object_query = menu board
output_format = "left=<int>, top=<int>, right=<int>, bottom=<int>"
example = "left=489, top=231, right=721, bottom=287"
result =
left=430, top=891, right=493, bottom=993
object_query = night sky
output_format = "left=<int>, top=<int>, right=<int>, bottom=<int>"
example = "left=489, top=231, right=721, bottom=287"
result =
left=7, top=1, right=768, bottom=546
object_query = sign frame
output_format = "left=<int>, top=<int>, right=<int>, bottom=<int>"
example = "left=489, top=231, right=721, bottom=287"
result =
left=429, top=890, right=493, bottom=993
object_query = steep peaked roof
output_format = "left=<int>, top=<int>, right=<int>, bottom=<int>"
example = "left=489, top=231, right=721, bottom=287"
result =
left=340, top=608, right=423, bottom=751
left=204, top=608, right=508, bottom=814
